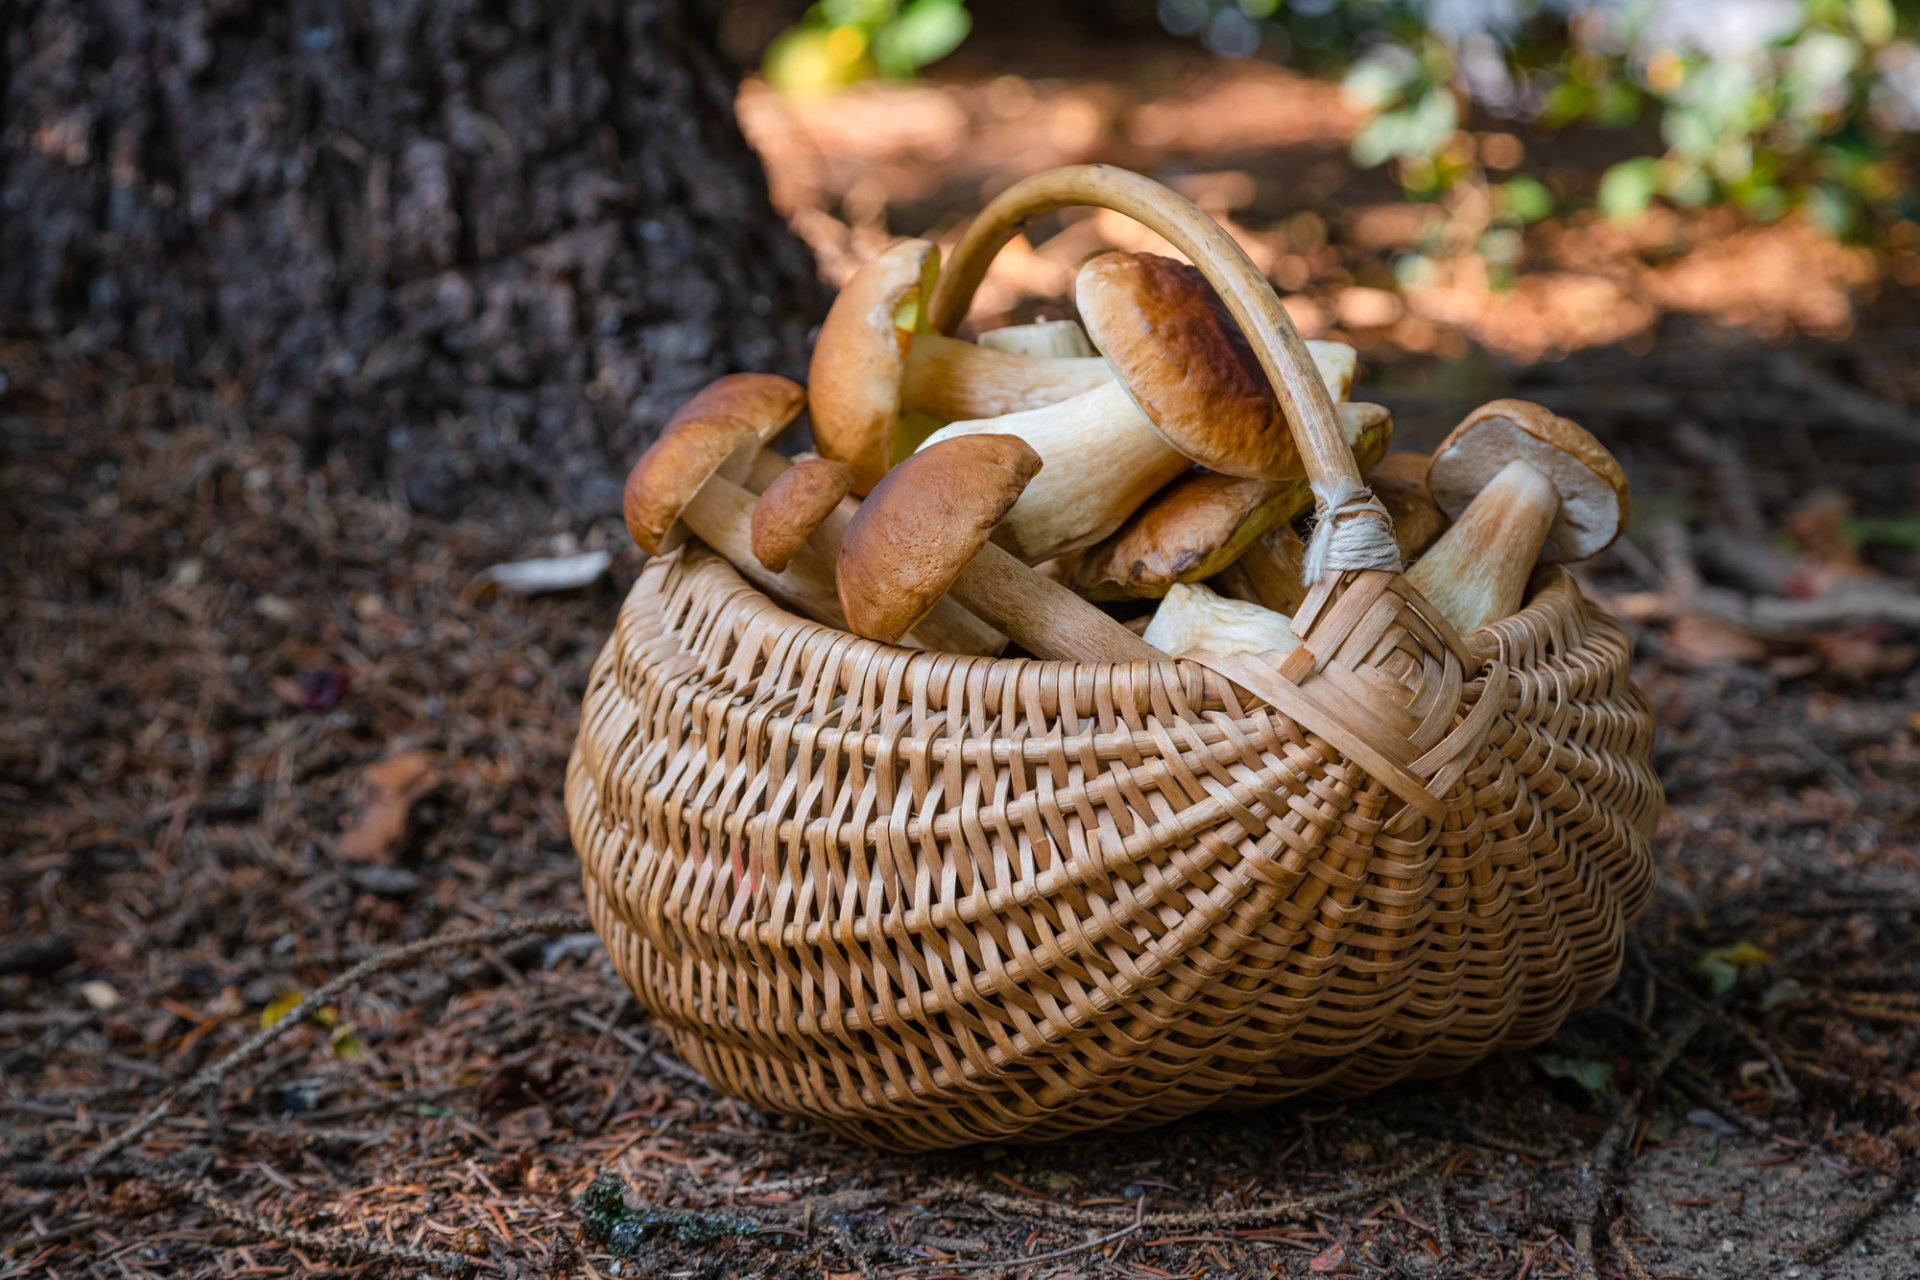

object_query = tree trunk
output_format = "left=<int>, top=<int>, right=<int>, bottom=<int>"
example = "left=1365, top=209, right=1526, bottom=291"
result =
left=0, top=0, right=827, bottom=521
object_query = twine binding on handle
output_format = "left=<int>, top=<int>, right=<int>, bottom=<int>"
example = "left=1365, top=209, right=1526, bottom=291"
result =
left=1302, top=476, right=1403, bottom=583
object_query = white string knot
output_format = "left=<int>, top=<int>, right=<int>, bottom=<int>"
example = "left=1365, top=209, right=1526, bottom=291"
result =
left=1301, top=476, right=1403, bottom=585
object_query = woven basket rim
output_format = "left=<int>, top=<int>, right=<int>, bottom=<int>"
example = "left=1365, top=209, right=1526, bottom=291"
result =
left=664, top=538, right=1580, bottom=680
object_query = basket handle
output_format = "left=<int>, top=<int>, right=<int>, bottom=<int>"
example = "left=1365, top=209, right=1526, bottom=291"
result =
left=927, top=164, right=1400, bottom=581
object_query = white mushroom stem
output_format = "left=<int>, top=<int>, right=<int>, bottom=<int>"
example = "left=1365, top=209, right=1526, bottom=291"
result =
left=920, top=340, right=1363, bottom=566
left=681, top=477, right=851, bottom=632
left=951, top=542, right=1164, bottom=663
left=977, top=319, right=1097, bottom=358
left=1405, top=458, right=1560, bottom=634
left=1142, top=582, right=1302, bottom=657
left=742, top=450, right=1007, bottom=656
left=899, top=331, right=1113, bottom=422
left=921, top=380, right=1186, bottom=562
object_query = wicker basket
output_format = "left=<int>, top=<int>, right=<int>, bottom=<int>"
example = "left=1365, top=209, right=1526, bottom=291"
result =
left=567, top=168, right=1662, bottom=1150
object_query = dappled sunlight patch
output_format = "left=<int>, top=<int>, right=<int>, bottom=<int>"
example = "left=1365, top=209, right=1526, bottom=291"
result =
left=741, top=62, right=1893, bottom=361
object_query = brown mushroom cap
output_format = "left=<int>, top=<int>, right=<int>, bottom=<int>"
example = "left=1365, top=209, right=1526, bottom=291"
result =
left=1426, top=399, right=1630, bottom=562
left=751, top=456, right=853, bottom=573
left=809, top=238, right=940, bottom=494
left=667, top=372, right=806, bottom=434
left=623, top=414, right=765, bottom=556
left=1072, top=402, right=1392, bottom=598
left=621, top=374, right=809, bottom=557
left=1077, top=251, right=1298, bottom=481
left=837, top=434, right=1041, bottom=643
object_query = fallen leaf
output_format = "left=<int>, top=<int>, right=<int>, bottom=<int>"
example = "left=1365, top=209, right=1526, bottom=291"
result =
left=1698, top=941, right=1773, bottom=995
left=473, top=549, right=611, bottom=597
left=1783, top=489, right=1872, bottom=578
left=1664, top=610, right=1767, bottom=667
left=79, top=980, right=119, bottom=1010
left=1308, top=1241, right=1348, bottom=1272
left=1533, top=1053, right=1614, bottom=1095
left=260, top=991, right=307, bottom=1028
left=1808, top=629, right=1916, bottom=682
left=497, top=1104, right=555, bottom=1147
left=337, top=751, right=439, bottom=863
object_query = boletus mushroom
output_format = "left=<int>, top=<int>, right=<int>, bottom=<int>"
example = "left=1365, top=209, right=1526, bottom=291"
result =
left=750, top=455, right=853, bottom=573
left=1141, top=582, right=1302, bottom=657
left=629, top=377, right=1002, bottom=656
left=1405, top=399, right=1630, bottom=634
left=1072, top=400, right=1392, bottom=600
left=625, top=406, right=850, bottom=630
left=809, top=239, right=1112, bottom=492
left=837, top=434, right=1162, bottom=662
left=917, top=254, right=1357, bottom=563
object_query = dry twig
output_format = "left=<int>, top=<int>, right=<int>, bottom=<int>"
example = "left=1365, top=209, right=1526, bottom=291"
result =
left=89, top=912, right=591, bottom=1166
left=1801, top=1160, right=1920, bottom=1264
left=967, top=1146, right=1447, bottom=1230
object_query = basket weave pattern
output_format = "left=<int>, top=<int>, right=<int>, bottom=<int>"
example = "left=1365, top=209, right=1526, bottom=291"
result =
left=568, top=545, right=1660, bottom=1149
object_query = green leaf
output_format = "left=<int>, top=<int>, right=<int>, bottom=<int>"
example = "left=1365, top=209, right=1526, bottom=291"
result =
left=1701, top=958, right=1740, bottom=996
left=1496, top=177, right=1554, bottom=224
left=872, top=0, right=971, bottom=78
left=1699, top=941, right=1773, bottom=994
left=329, top=1024, right=366, bottom=1062
left=1598, top=157, right=1660, bottom=221
left=1847, top=515, right=1920, bottom=549
left=1804, top=184, right=1854, bottom=235
left=1534, top=1054, right=1614, bottom=1095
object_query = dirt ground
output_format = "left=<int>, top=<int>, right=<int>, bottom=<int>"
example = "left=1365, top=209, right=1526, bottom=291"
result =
left=6, top=42, right=1920, bottom=1280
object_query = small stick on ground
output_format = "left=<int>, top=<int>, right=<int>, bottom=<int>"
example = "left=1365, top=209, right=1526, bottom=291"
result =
left=89, top=912, right=591, bottom=1166
left=1801, top=1160, right=1920, bottom=1264
left=888, top=1219, right=1142, bottom=1276
left=171, top=1171, right=476, bottom=1272
left=968, top=1146, right=1448, bottom=1230
left=1574, top=1011, right=1706, bottom=1280
left=1428, top=1172, right=1454, bottom=1259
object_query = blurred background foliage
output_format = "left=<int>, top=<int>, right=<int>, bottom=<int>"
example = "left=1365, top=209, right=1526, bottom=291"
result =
left=764, top=0, right=974, bottom=90
left=763, top=0, right=1920, bottom=240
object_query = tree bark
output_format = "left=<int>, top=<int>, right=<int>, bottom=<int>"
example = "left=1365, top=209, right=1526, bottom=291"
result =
left=0, top=0, right=827, bottom=521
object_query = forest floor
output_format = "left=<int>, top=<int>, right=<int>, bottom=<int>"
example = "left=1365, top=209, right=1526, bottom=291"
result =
left=7, top=40, right=1920, bottom=1280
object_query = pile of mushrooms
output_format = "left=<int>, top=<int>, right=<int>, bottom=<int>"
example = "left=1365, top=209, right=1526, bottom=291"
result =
left=623, top=237, right=1631, bottom=664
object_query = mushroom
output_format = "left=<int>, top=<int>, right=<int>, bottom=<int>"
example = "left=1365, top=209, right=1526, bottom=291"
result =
left=628, top=376, right=1001, bottom=656
left=742, top=449, right=1007, bottom=656
left=976, top=317, right=1097, bottom=358
left=837, top=434, right=1163, bottom=662
left=1405, top=399, right=1630, bottom=634
left=918, top=254, right=1345, bottom=563
left=751, top=455, right=852, bottom=573
left=809, top=239, right=1112, bottom=492
left=1141, top=582, right=1302, bottom=657
left=624, top=411, right=849, bottom=629
left=1071, top=401, right=1393, bottom=600
left=1211, top=524, right=1308, bottom=615
left=1367, top=452, right=1450, bottom=558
